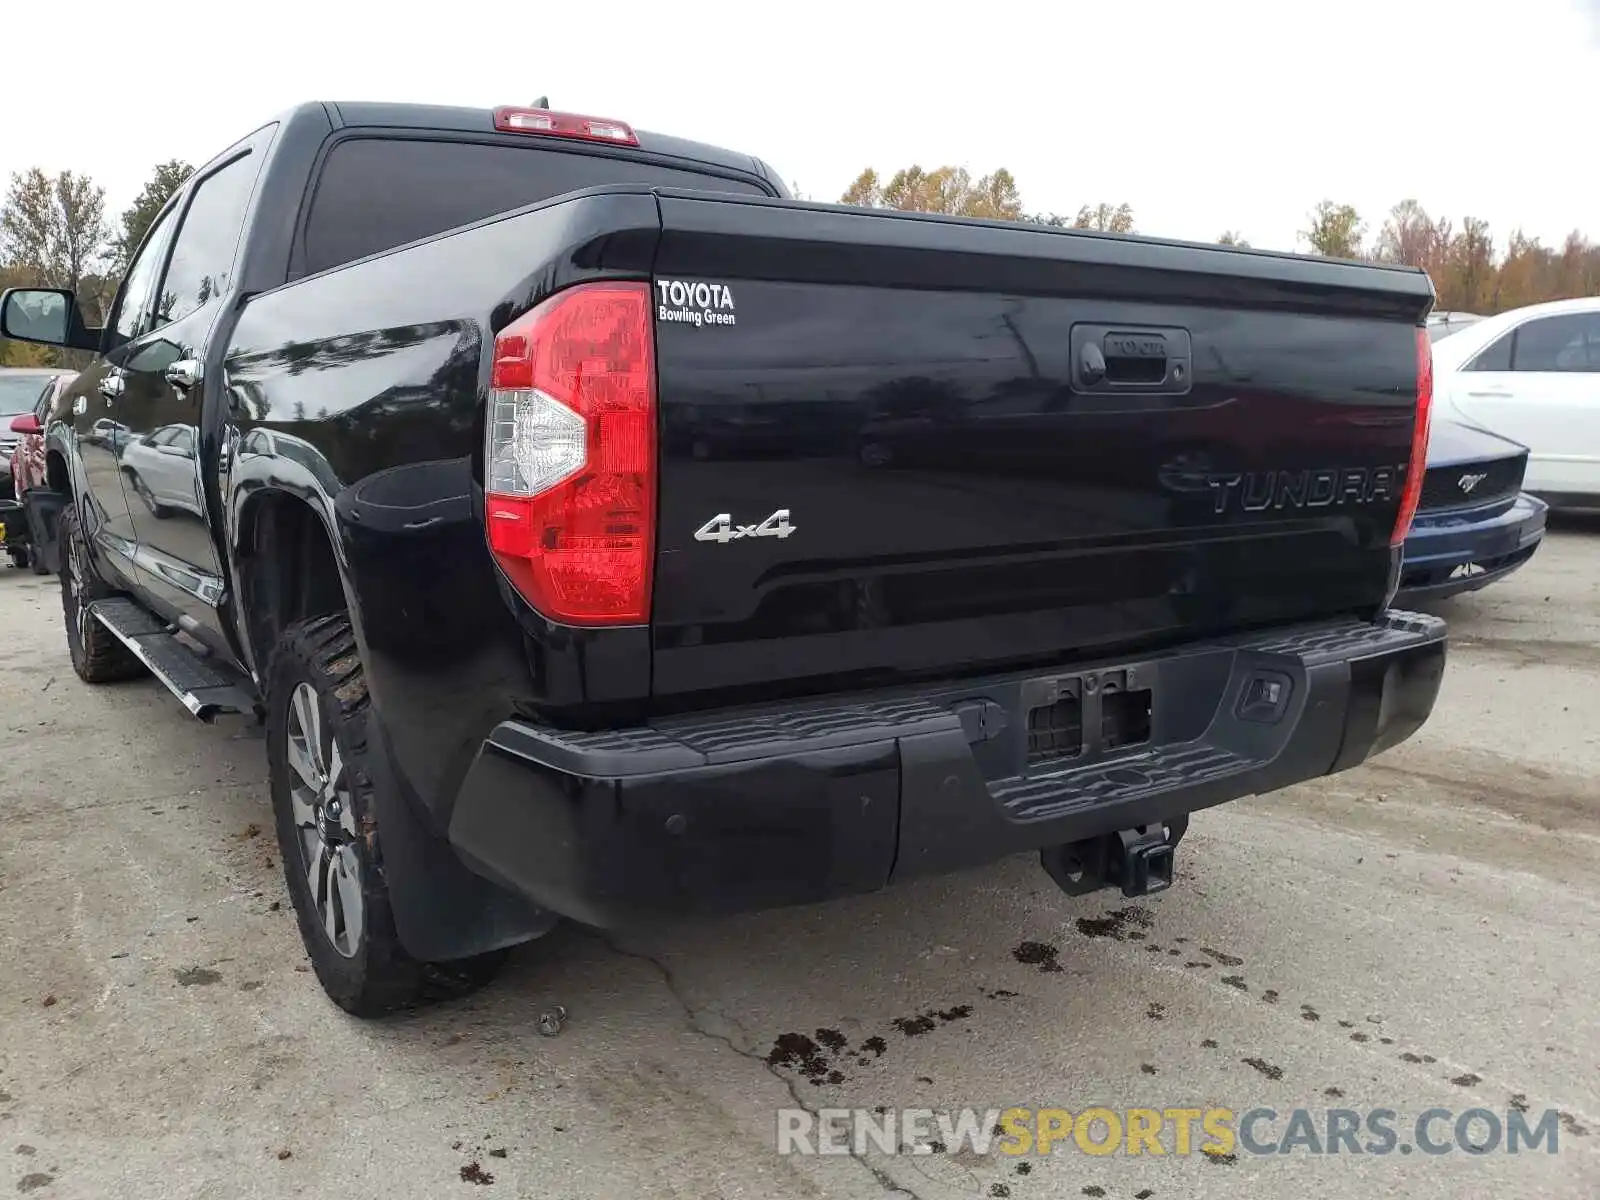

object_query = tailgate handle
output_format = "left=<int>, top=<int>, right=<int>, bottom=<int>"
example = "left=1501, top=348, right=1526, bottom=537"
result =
left=1100, top=333, right=1168, bottom=383
left=1071, top=324, right=1192, bottom=395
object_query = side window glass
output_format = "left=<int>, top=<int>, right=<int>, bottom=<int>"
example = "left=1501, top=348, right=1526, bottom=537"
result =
left=111, top=206, right=177, bottom=342
left=1465, top=331, right=1512, bottom=372
left=1510, top=314, right=1600, bottom=373
left=152, top=153, right=259, bottom=330
left=170, top=428, right=195, bottom=454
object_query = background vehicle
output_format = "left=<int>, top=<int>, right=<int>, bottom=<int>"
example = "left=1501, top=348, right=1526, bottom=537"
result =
left=0, top=100, right=1444, bottom=1017
left=119, top=423, right=203, bottom=518
left=1396, top=323, right=1547, bottom=600
left=1, top=367, right=70, bottom=570
left=0, top=368, right=61, bottom=499
left=83, top=417, right=133, bottom=455
left=1426, top=311, right=1483, bottom=332
left=1429, top=296, right=1600, bottom=506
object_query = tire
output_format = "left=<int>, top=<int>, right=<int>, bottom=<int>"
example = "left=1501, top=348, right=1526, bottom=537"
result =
left=7, top=548, right=26, bottom=570
left=266, top=613, right=506, bottom=1016
left=58, top=505, right=146, bottom=683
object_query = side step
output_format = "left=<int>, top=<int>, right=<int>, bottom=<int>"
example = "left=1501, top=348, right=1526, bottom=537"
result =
left=89, top=598, right=255, bottom=720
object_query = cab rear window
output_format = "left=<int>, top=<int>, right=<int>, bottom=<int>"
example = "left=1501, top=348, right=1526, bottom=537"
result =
left=300, top=137, right=769, bottom=276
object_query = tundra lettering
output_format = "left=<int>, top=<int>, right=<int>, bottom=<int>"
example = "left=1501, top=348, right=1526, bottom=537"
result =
left=1207, top=466, right=1407, bottom=514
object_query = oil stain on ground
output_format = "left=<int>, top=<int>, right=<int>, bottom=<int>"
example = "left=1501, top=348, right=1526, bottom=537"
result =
left=1070, top=904, right=1156, bottom=941
left=1013, top=942, right=1063, bottom=972
left=459, top=1162, right=494, bottom=1185
left=767, top=1033, right=830, bottom=1081
left=1242, top=1056, right=1284, bottom=1081
left=768, top=1004, right=973, bottom=1085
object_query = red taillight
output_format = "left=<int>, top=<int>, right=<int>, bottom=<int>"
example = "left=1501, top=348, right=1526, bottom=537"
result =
left=492, top=106, right=639, bottom=147
left=484, top=282, right=655, bottom=625
left=1392, top=326, right=1434, bottom=547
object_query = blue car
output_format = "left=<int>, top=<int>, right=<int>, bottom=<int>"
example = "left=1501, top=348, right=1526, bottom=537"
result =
left=1398, top=418, right=1547, bottom=601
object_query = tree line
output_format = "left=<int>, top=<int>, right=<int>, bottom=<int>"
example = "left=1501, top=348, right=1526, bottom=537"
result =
left=0, top=161, right=192, bottom=366
left=842, top=165, right=1600, bottom=313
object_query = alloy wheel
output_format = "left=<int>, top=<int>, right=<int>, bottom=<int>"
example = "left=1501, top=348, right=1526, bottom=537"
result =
left=285, top=681, right=364, bottom=957
left=65, top=520, right=90, bottom=649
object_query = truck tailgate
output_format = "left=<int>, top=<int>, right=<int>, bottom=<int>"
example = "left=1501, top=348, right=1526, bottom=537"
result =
left=648, top=193, right=1433, bottom=702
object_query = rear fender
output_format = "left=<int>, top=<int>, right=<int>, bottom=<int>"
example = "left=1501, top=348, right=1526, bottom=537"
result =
left=231, top=485, right=554, bottom=960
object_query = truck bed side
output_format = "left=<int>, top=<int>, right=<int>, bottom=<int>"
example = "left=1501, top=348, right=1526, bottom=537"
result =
left=219, top=189, right=662, bottom=820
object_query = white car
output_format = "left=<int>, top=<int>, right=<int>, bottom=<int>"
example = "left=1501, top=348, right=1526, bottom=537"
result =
left=1428, top=296, right=1600, bottom=504
left=120, top=423, right=202, bottom=517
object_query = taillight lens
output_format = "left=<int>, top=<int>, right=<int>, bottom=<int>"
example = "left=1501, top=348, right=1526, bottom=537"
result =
left=484, top=282, right=655, bottom=625
left=1391, top=327, right=1433, bottom=547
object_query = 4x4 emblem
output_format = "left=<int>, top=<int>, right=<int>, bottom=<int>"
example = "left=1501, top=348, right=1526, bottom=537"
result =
left=694, top=509, right=795, bottom=544
left=1458, top=472, right=1488, bottom=494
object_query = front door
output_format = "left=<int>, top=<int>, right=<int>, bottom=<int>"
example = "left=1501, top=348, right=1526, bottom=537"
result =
left=61, top=202, right=181, bottom=591
left=114, top=144, right=264, bottom=649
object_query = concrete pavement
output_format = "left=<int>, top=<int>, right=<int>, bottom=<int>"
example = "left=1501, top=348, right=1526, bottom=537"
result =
left=1, top=522, right=1596, bottom=1199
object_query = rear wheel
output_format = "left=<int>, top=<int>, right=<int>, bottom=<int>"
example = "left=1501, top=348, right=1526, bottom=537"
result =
left=266, top=614, right=506, bottom=1016
left=7, top=547, right=26, bottom=570
left=58, top=505, right=145, bottom=683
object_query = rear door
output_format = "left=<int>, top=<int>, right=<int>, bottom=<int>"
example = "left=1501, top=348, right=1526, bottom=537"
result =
left=1451, top=311, right=1600, bottom=494
left=115, top=140, right=265, bottom=641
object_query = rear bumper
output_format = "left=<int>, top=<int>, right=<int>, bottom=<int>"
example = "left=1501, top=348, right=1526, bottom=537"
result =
left=1398, top=492, right=1547, bottom=602
left=447, top=611, right=1446, bottom=926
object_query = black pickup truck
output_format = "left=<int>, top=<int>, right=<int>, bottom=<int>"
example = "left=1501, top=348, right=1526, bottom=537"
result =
left=1, top=101, right=1445, bottom=1016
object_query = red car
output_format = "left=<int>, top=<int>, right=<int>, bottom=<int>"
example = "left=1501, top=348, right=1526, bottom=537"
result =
left=2, top=368, right=74, bottom=570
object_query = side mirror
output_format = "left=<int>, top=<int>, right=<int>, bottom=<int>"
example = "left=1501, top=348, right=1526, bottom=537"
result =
left=9, top=413, right=42, bottom=435
left=0, top=287, right=100, bottom=351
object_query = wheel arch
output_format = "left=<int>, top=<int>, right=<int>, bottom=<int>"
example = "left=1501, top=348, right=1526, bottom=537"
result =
left=234, top=485, right=551, bottom=962
left=232, top=487, right=351, bottom=682
left=44, top=447, right=71, bottom=494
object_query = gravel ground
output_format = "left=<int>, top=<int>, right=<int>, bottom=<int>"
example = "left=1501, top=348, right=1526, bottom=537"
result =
left=1, top=521, right=1596, bottom=1199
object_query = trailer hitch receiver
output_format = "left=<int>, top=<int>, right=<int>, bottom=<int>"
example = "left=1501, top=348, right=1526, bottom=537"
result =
left=1041, top=816, right=1187, bottom=899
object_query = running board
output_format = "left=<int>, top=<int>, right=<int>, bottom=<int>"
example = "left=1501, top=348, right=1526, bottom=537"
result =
left=89, top=598, right=255, bottom=720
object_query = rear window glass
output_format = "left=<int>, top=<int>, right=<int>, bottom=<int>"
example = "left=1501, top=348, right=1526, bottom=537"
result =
left=301, top=137, right=770, bottom=276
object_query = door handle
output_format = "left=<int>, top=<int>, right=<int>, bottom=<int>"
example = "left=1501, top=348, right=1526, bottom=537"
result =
left=165, top=359, right=201, bottom=390
left=98, top=373, right=125, bottom=401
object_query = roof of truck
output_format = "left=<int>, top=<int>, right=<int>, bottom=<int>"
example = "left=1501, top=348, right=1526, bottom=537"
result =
left=316, top=101, right=779, bottom=189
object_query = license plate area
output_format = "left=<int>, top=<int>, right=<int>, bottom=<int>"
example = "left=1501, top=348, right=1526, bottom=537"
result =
left=1021, top=668, right=1153, bottom=773
left=1026, top=680, right=1083, bottom=765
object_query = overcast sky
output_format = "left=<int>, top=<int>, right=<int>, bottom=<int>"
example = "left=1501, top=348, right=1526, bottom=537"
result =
left=6, top=0, right=1599, bottom=254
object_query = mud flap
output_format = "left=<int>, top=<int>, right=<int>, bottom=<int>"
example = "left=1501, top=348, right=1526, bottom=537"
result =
left=366, top=715, right=557, bottom=961
left=22, top=488, right=65, bottom=573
